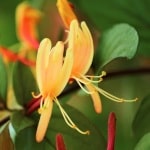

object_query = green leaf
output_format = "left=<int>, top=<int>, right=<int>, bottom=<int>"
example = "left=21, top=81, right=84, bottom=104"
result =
left=15, top=104, right=106, bottom=150
left=132, top=95, right=150, bottom=141
left=94, top=23, right=138, bottom=69
left=11, top=111, right=34, bottom=134
left=72, top=0, right=150, bottom=56
left=134, top=132, right=150, bottom=150
left=15, top=126, right=54, bottom=150
left=0, top=56, right=8, bottom=101
left=47, top=104, right=106, bottom=149
left=12, top=62, right=37, bottom=105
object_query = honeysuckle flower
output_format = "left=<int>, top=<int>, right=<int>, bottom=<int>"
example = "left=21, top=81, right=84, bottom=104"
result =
left=57, top=0, right=77, bottom=29
left=34, top=38, right=89, bottom=142
left=67, top=20, right=138, bottom=114
left=16, top=2, right=41, bottom=49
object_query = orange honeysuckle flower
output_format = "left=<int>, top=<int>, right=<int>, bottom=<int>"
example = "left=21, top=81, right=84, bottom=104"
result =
left=34, top=38, right=89, bottom=142
left=68, top=20, right=138, bottom=114
left=57, top=0, right=77, bottom=29
left=16, top=2, right=41, bottom=49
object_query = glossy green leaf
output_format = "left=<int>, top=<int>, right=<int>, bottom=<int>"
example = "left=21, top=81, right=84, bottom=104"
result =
left=132, top=95, right=150, bottom=140
left=12, top=62, right=37, bottom=105
left=72, top=0, right=150, bottom=56
left=11, top=111, right=34, bottom=134
left=15, top=126, right=55, bottom=150
left=15, top=103, right=106, bottom=150
left=134, top=132, right=150, bottom=150
left=0, top=56, right=8, bottom=101
left=46, top=104, right=106, bottom=150
left=94, top=23, right=138, bottom=69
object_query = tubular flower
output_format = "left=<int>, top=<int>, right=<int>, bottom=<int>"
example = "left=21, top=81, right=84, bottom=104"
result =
left=57, top=0, right=77, bottom=29
left=16, top=2, right=41, bottom=49
left=34, top=38, right=89, bottom=142
left=68, top=20, right=138, bottom=114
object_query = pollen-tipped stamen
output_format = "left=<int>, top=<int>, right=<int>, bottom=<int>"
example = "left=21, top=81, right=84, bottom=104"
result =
left=85, top=71, right=106, bottom=79
left=77, top=71, right=106, bottom=84
left=95, top=86, right=138, bottom=102
left=54, top=98, right=90, bottom=135
left=32, top=92, right=42, bottom=98
left=38, top=97, right=49, bottom=114
left=74, top=70, right=137, bottom=103
left=74, top=78, right=94, bottom=94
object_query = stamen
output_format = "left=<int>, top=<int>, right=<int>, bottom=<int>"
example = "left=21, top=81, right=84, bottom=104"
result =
left=63, top=30, right=69, bottom=44
left=38, top=97, right=50, bottom=114
left=32, top=92, right=41, bottom=98
left=73, top=76, right=89, bottom=84
left=95, top=86, right=138, bottom=102
left=54, top=98, right=90, bottom=135
left=85, top=71, right=106, bottom=79
left=43, top=98, right=50, bottom=108
left=74, top=77, right=94, bottom=94
left=40, top=97, right=44, bottom=109
left=81, top=74, right=103, bottom=83
left=74, top=71, right=137, bottom=104
left=81, top=71, right=106, bottom=83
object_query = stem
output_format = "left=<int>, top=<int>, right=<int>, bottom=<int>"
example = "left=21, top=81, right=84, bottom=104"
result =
left=104, top=67, right=150, bottom=79
left=26, top=67, right=150, bottom=114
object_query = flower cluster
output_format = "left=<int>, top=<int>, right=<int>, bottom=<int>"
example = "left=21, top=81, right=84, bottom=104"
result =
left=15, top=0, right=137, bottom=143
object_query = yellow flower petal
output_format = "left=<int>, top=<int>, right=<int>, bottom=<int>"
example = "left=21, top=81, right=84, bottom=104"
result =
left=52, top=44, right=73, bottom=96
left=85, top=83, right=102, bottom=114
left=36, top=97, right=53, bottom=142
left=57, top=0, right=77, bottom=28
left=68, top=20, right=94, bottom=77
left=80, top=21, right=94, bottom=75
left=36, top=38, right=52, bottom=95
left=36, top=38, right=73, bottom=97
left=45, top=41, right=65, bottom=95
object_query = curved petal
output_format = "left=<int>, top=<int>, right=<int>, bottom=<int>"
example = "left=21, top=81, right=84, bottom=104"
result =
left=45, top=41, right=64, bottom=94
left=68, top=19, right=78, bottom=50
left=36, top=38, right=51, bottom=95
left=57, top=0, right=77, bottom=28
left=52, top=44, right=73, bottom=96
left=80, top=21, right=94, bottom=75
left=36, top=97, right=53, bottom=142
left=85, top=83, right=102, bottom=114
left=68, top=20, right=94, bottom=77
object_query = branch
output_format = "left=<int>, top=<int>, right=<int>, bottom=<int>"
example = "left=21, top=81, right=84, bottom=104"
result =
left=104, top=67, right=150, bottom=79
left=26, top=67, right=150, bottom=114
